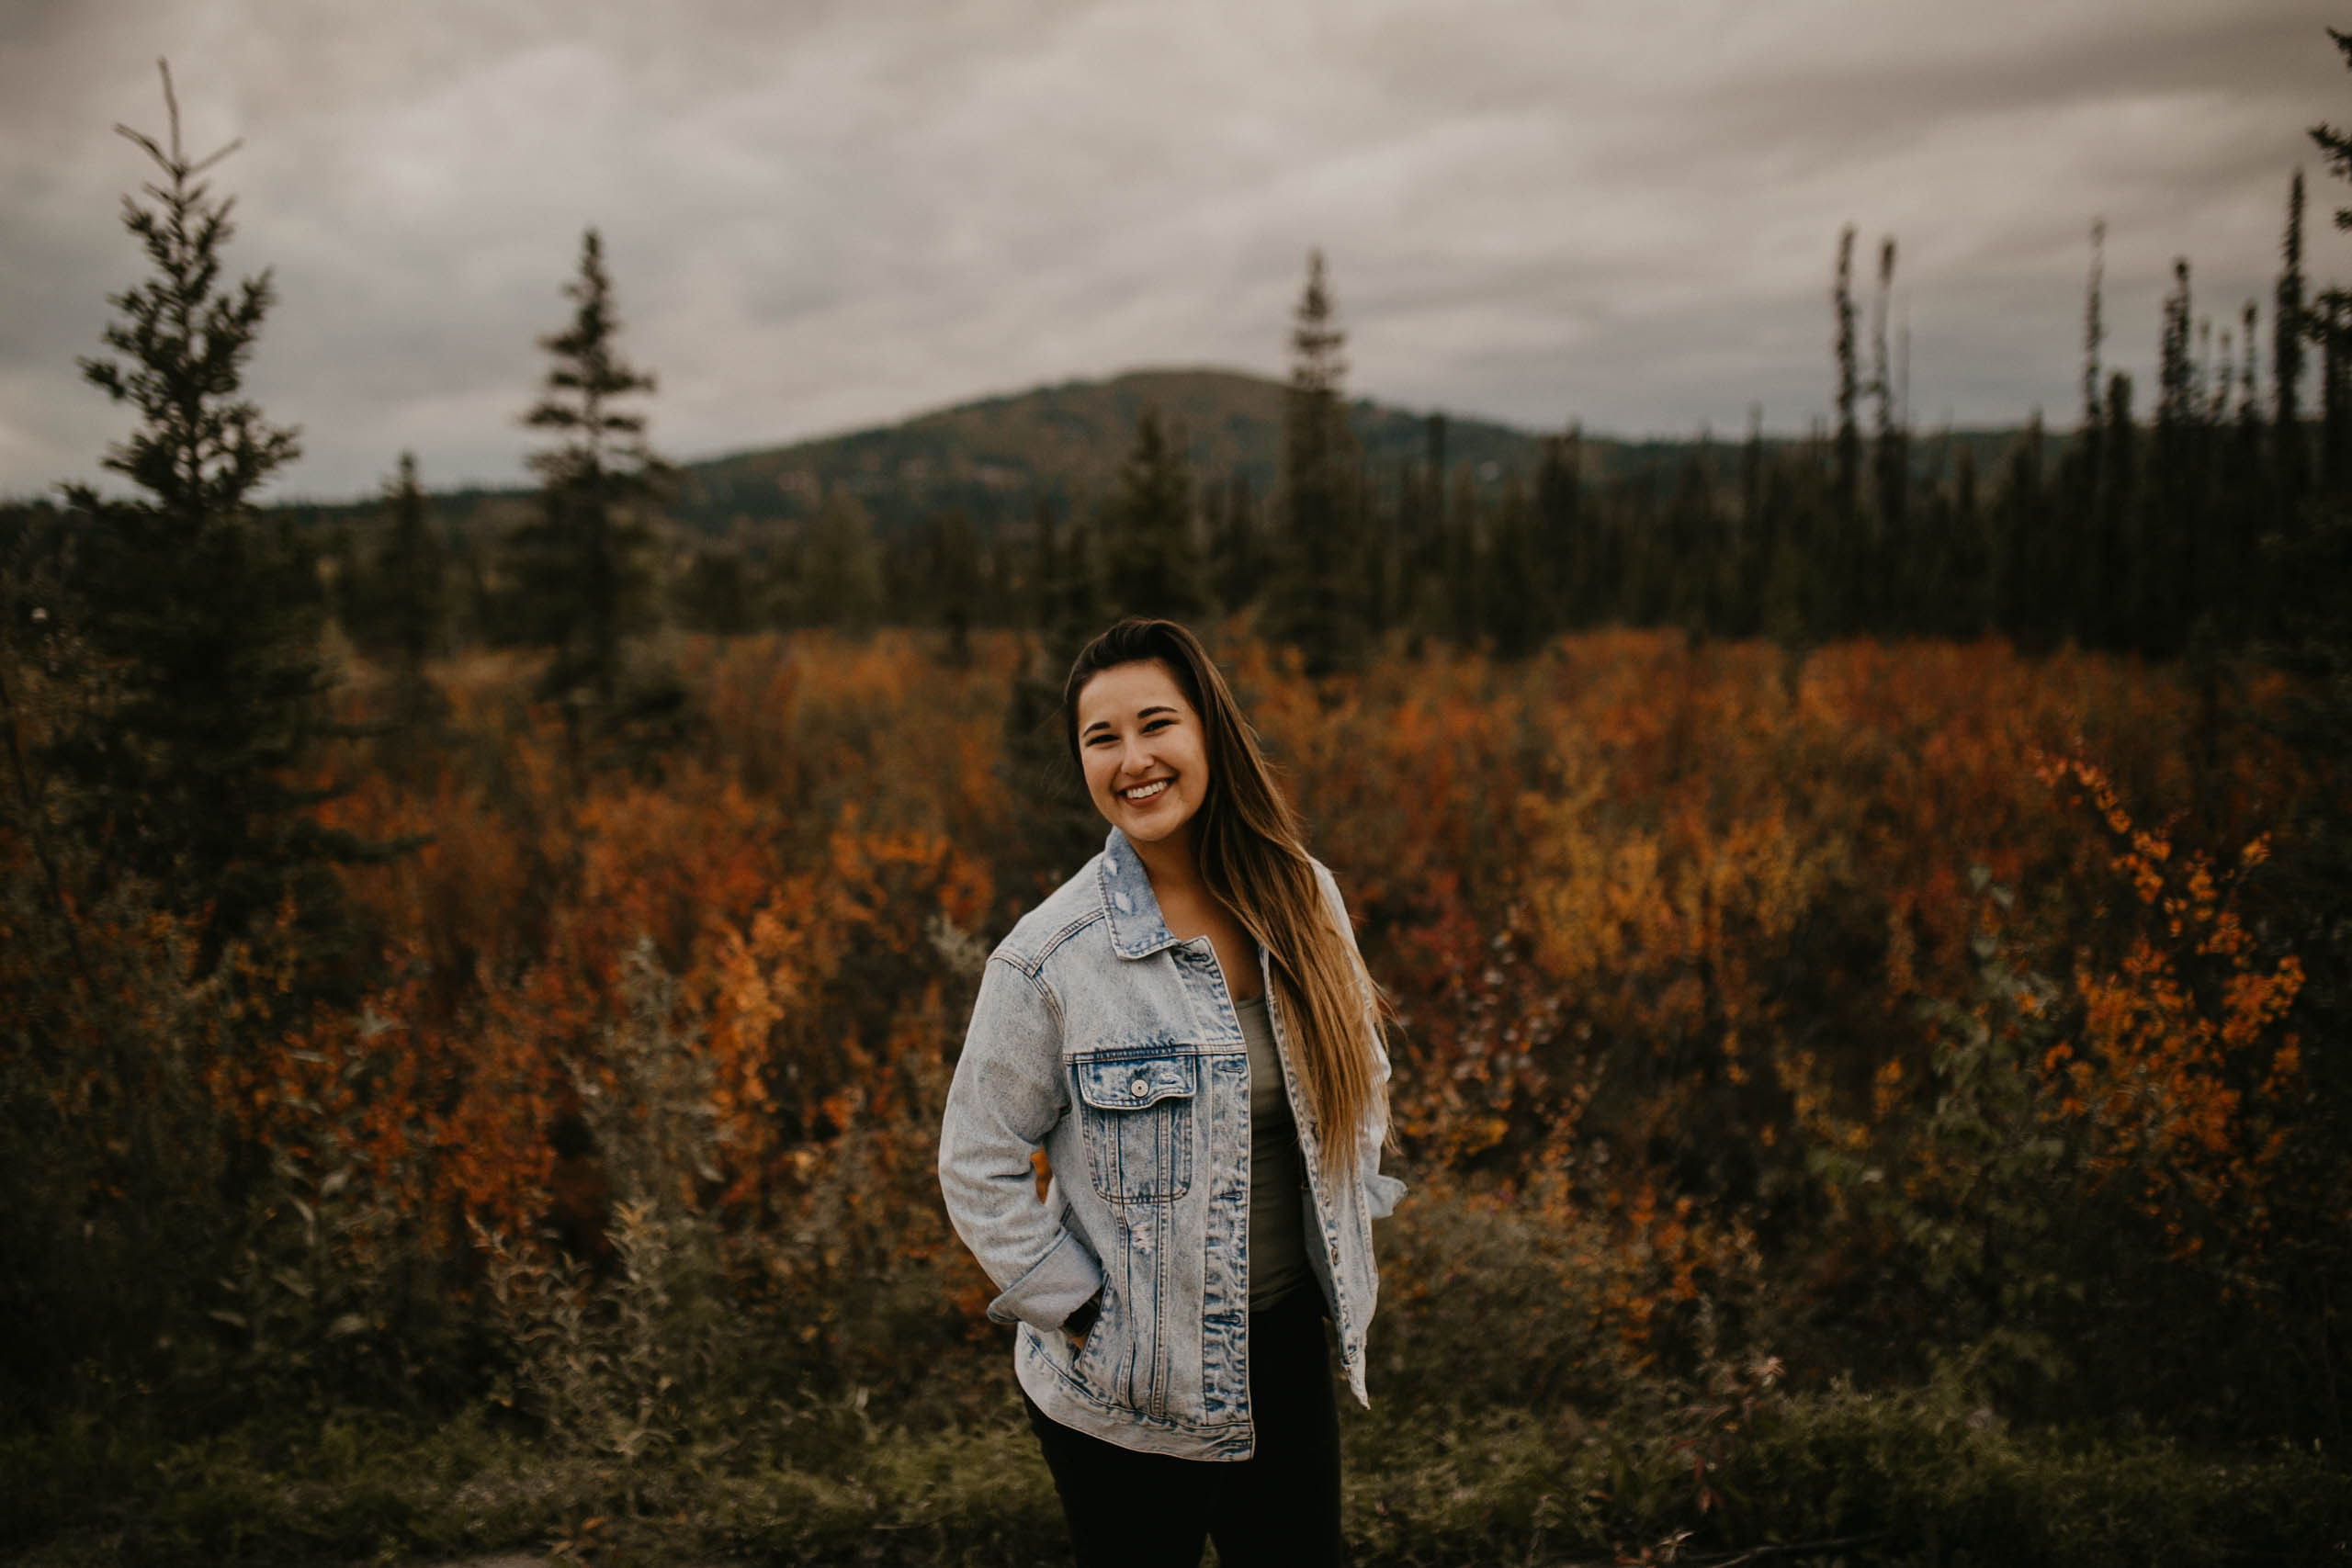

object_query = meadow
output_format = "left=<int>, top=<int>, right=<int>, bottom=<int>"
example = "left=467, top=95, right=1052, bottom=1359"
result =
left=5, top=624, right=2344, bottom=1565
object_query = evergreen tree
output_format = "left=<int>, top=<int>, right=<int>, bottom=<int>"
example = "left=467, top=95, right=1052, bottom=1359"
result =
left=1443, top=467, right=1485, bottom=646
left=1211, top=472, right=1259, bottom=616
left=372, top=451, right=447, bottom=735
left=1536, top=425, right=1585, bottom=630
left=1268, top=250, right=1366, bottom=671
left=674, top=544, right=752, bottom=636
left=2277, top=172, right=2310, bottom=502
left=1992, top=412, right=2048, bottom=642
left=797, top=487, right=884, bottom=631
left=54, top=62, right=379, bottom=973
left=507, top=229, right=672, bottom=738
left=2064, top=220, right=2109, bottom=645
left=1662, top=447, right=1720, bottom=637
left=2318, top=290, right=2352, bottom=492
left=2154, top=258, right=2199, bottom=647
left=1830, top=227, right=1863, bottom=635
left=929, top=508, right=982, bottom=664
left=1102, top=405, right=1203, bottom=621
left=2096, top=370, right=2138, bottom=648
left=1871, top=236, right=1908, bottom=619
left=1482, top=474, right=1545, bottom=659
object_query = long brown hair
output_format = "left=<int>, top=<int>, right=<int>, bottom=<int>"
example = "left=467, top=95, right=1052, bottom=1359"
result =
left=1063, top=618, right=1388, bottom=1177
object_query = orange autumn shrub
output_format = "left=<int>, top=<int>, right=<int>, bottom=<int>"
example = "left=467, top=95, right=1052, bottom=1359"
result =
left=6, top=624, right=2333, bottom=1434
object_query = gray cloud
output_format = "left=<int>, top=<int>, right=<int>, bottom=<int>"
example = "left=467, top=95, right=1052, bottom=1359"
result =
left=1, top=0, right=2339, bottom=499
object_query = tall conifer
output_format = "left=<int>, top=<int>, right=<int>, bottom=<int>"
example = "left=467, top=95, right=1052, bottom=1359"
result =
left=1269, top=250, right=1365, bottom=671
left=375, top=451, right=447, bottom=734
left=1831, top=227, right=1862, bottom=633
left=56, top=62, right=377, bottom=972
left=509, top=229, right=672, bottom=742
left=1103, top=406, right=1203, bottom=620
left=1871, top=237, right=1906, bottom=590
left=2278, top=173, right=2310, bottom=500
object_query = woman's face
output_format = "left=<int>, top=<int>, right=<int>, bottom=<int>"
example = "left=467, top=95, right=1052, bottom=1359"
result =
left=1074, top=659, right=1210, bottom=852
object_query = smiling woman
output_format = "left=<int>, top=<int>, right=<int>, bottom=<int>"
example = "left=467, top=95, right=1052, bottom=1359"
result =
left=937, top=616, right=1403, bottom=1568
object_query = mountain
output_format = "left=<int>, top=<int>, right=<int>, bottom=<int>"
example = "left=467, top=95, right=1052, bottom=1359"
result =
left=664, top=367, right=1552, bottom=538
left=263, top=366, right=2053, bottom=543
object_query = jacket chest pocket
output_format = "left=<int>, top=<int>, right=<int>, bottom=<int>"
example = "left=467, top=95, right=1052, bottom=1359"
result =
left=1072, top=1051, right=1198, bottom=1203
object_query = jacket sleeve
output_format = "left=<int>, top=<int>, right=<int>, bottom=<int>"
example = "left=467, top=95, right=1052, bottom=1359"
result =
left=937, top=953, right=1104, bottom=1330
left=1314, top=862, right=1408, bottom=1222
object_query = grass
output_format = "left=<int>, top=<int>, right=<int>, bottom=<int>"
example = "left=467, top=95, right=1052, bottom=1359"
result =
left=6, top=1380, right=2346, bottom=1568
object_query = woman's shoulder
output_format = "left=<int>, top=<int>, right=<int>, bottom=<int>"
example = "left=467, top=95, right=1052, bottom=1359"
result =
left=989, top=848, right=1113, bottom=975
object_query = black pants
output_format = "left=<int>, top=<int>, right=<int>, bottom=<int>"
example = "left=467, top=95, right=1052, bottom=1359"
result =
left=1023, top=1286, right=1344, bottom=1568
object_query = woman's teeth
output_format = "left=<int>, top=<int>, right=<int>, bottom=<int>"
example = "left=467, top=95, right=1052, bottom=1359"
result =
left=1122, top=779, right=1170, bottom=802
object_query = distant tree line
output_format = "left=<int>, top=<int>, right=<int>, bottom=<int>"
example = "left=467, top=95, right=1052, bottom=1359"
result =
left=294, top=175, right=2351, bottom=690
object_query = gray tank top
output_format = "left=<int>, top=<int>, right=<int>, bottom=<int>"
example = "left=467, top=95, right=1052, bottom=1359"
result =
left=1235, top=992, right=1311, bottom=1309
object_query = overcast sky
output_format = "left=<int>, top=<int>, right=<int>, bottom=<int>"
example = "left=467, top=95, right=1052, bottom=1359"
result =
left=1, top=0, right=2341, bottom=500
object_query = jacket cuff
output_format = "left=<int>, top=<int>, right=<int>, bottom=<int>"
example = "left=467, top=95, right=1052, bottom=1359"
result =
left=983, top=1226, right=1105, bottom=1331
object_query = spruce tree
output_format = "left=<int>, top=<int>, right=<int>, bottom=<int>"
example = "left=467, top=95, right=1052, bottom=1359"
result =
left=1871, top=236, right=1907, bottom=620
left=2278, top=172, right=2310, bottom=502
left=2154, top=258, right=2199, bottom=645
left=1536, top=426, right=1584, bottom=630
left=1211, top=472, right=1259, bottom=616
left=797, top=487, right=884, bottom=631
left=55, top=62, right=377, bottom=973
left=508, top=229, right=670, bottom=736
left=1994, top=412, right=2048, bottom=643
left=1268, top=250, right=1366, bottom=671
left=928, top=508, right=982, bottom=664
left=1830, top=227, right=1862, bottom=635
left=2318, top=291, right=2352, bottom=493
left=2096, top=370, right=2138, bottom=648
left=1102, top=405, right=1203, bottom=620
left=1483, top=474, right=1545, bottom=659
left=373, top=451, right=447, bottom=735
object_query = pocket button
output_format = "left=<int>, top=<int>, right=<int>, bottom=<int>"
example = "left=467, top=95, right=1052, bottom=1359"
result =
left=1130, top=1076, right=1150, bottom=1097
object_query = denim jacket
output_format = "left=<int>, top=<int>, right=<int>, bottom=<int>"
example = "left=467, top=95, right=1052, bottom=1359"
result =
left=937, top=827, right=1406, bottom=1461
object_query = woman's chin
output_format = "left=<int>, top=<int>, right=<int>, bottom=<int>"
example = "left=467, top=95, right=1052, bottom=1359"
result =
left=1118, top=807, right=1194, bottom=845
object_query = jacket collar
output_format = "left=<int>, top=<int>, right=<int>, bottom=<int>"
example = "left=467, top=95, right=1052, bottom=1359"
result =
left=1099, top=826, right=1186, bottom=959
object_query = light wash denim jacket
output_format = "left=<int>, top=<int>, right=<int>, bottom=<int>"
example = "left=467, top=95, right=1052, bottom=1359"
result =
left=938, top=827, right=1406, bottom=1461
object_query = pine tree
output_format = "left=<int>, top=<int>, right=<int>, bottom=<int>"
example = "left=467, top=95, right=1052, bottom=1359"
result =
left=2154, top=257, right=2199, bottom=647
left=1993, top=412, right=2048, bottom=642
left=1102, top=405, right=1203, bottom=621
left=508, top=229, right=671, bottom=738
left=372, top=451, right=447, bottom=735
left=1443, top=467, right=1484, bottom=646
left=1830, top=227, right=1863, bottom=635
left=1268, top=250, right=1366, bottom=671
left=1536, top=426, right=1584, bottom=629
left=2096, top=370, right=2138, bottom=649
left=2318, top=291, right=2352, bottom=493
left=2084, top=220, right=2108, bottom=435
left=928, top=508, right=982, bottom=664
left=1871, top=236, right=1907, bottom=620
left=2278, top=172, right=2310, bottom=502
left=797, top=486, right=884, bottom=631
left=54, top=62, right=379, bottom=973
left=1211, top=472, right=1258, bottom=616
left=1483, top=474, right=1546, bottom=659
